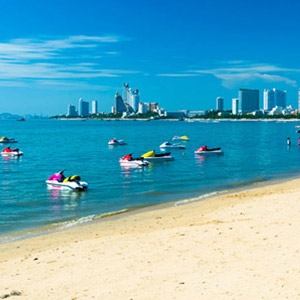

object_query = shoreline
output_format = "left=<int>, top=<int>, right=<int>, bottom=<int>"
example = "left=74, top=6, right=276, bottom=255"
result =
left=53, top=117, right=300, bottom=122
left=1, top=172, right=299, bottom=245
left=1, top=176, right=300, bottom=298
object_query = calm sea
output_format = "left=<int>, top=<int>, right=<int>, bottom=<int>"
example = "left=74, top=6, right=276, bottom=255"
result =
left=0, top=119, right=299, bottom=240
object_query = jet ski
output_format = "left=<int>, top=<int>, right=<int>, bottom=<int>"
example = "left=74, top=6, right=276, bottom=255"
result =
left=194, top=146, right=223, bottom=155
left=46, top=170, right=88, bottom=191
left=108, top=138, right=127, bottom=145
left=172, top=135, right=190, bottom=141
left=160, top=141, right=186, bottom=149
left=119, top=154, right=149, bottom=167
left=141, top=150, right=174, bottom=162
left=1, top=147, right=23, bottom=157
left=0, top=137, right=17, bottom=144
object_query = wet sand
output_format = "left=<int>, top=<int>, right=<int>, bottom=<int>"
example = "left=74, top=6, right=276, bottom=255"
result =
left=0, top=178, right=300, bottom=299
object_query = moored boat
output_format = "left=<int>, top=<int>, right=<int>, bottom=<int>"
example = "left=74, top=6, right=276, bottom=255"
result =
left=160, top=141, right=186, bottom=149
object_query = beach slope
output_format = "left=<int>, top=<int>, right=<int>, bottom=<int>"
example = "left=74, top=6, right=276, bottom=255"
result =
left=0, top=179, right=300, bottom=299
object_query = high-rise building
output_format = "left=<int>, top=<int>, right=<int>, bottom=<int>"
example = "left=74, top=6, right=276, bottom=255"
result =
left=138, top=103, right=147, bottom=114
left=232, top=98, right=239, bottom=115
left=263, top=89, right=275, bottom=111
left=264, top=88, right=286, bottom=110
left=78, top=98, right=89, bottom=116
left=91, top=100, right=98, bottom=114
left=298, top=89, right=300, bottom=113
left=123, top=83, right=130, bottom=105
left=115, top=91, right=127, bottom=113
left=238, top=89, right=259, bottom=113
left=131, top=89, right=139, bottom=111
left=216, top=97, right=224, bottom=111
left=122, top=83, right=139, bottom=111
left=273, top=88, right=286, bottom=108
left=67, top=104, right=77, bottom=117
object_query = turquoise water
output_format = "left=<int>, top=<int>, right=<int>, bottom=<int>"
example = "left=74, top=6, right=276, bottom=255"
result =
left=1, top=119, right=300, bottom=239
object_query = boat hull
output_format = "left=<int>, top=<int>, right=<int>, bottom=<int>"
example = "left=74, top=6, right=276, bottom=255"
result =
left=45, top=180, right=88, bottom=190
left=1, top=151, right=23, bottom=157
left=194, top=150, right=223, bottom=155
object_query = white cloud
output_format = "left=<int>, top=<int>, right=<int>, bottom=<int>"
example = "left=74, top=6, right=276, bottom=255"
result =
left=157, top=73, right=199, bottom=77
left=187, top=62, right=299, bottom=88
left=0, top=35, right=139, bottom=84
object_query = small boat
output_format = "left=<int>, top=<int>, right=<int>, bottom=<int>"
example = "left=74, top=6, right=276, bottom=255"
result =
left=1, top=147, right=23, bottom=157
left=194, top=146, right=223, bottom=155
left=119, top=154, right=149, bottom=167
left=295, top=126, right=300, bottom=128
left=46, top=170, right=88, bottom=191
left=108, top=138, right=127, bottom=145
left=17, top=118, right=25, bottom=122
left=172, top=135, right=190, bottom=141
left=0, top=137, right=17, bottom=144
left=160, top=141, right=186, bottom=149
left=141, top=150, right=174, bottom=162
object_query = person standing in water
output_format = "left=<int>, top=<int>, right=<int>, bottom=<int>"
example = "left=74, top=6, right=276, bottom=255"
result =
left=287, top=137, right=291, bottom=146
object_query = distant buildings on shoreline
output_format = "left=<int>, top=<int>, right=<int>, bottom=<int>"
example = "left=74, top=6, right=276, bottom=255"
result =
left=67, top=99, right=98, bottom=117
left=63, top=83, right=300, bottom=119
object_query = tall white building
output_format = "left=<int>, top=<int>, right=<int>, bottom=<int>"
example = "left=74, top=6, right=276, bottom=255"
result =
left=122, top=83, right=139, bottom=111
left=138, top=103, right=147, bottom=114
left=92, top=100, right=98, bottom=114
left=263, top=89, right=275, bottom=110
left=298, top=89, right=300, bottom=113
left=232, top=98, right=239, bottom=115
left=67, top=104, right=77, bottom=117
left=238, top=89, right=259, bottom=113
left=78, top=98, right=89, bottom=117
left=131, top=89, right=139, bottom=111
left=264, top=88, right=286, bottom=110
left=216, top=97, right=224, bottom=111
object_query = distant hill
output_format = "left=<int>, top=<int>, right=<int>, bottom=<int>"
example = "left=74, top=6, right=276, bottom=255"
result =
left=0, top=113, right=23, bottom=120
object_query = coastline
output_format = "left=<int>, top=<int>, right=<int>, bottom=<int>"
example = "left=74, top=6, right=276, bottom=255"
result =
left=0, top=172, right=297, bottom=244
left=53, top=117, right=300, bottom=122
left=1, top=177, right=300, bottom=299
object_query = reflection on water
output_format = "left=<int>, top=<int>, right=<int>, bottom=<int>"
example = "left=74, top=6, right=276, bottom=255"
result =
left=47, top=187, right=82, bottom=211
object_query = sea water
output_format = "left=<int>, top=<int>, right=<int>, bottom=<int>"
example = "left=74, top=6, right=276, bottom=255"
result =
left=0, top=119, right=299, bottom=239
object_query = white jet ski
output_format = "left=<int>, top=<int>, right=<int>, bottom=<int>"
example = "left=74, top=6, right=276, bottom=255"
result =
left=108, top=138, right=127, bottom=145
left=160, top=141, right=186, bottom=149
left=172, top=135, right=190, bottom=141
left=1, top=147, right=23, bottom=157
left=119, top=154, right=149, bottom=167
left=194, top=146, right=223, bottom=155
left=46, top=170, right=88, bottom=191
left=141, top=150, right=174, bottom=162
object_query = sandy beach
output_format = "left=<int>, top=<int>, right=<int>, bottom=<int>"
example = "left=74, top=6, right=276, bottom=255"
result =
left=0, top=178, right=300, bottom=299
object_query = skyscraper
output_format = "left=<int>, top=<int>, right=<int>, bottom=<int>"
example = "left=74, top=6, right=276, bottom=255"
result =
left=67, top=104, right=77, bottom=117
left=298, top=89, right=300, bottom=113
left=115, top=91, right=127, bottom=113
left=273, top=88, right=286, bottom=108
left=216, top=97, right=224, bottom=111
left=78, top=98, right=89, bottom=117
left=263, top=89, right=275, bottom=111
left=123, top=83, right=130, bottom=105
left=122, top=83, right=139, bottom=111
left=131, top=89, right=139, bottom=111
left=92, top=100, right=98, bottom=114
left=232, top=98, right=239, bottom=115
left=238, top=89, right=259, bottom=113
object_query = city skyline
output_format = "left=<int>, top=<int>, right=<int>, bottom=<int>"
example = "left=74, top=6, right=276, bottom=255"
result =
left=1, top=0, right=300, bottom=114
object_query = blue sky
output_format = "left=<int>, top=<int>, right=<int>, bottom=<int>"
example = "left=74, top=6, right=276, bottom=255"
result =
left=0, top=0, right=300, bottom=115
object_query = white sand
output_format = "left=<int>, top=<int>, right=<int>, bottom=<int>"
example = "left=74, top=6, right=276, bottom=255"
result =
left=0, top=178, right=300, bottom=299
